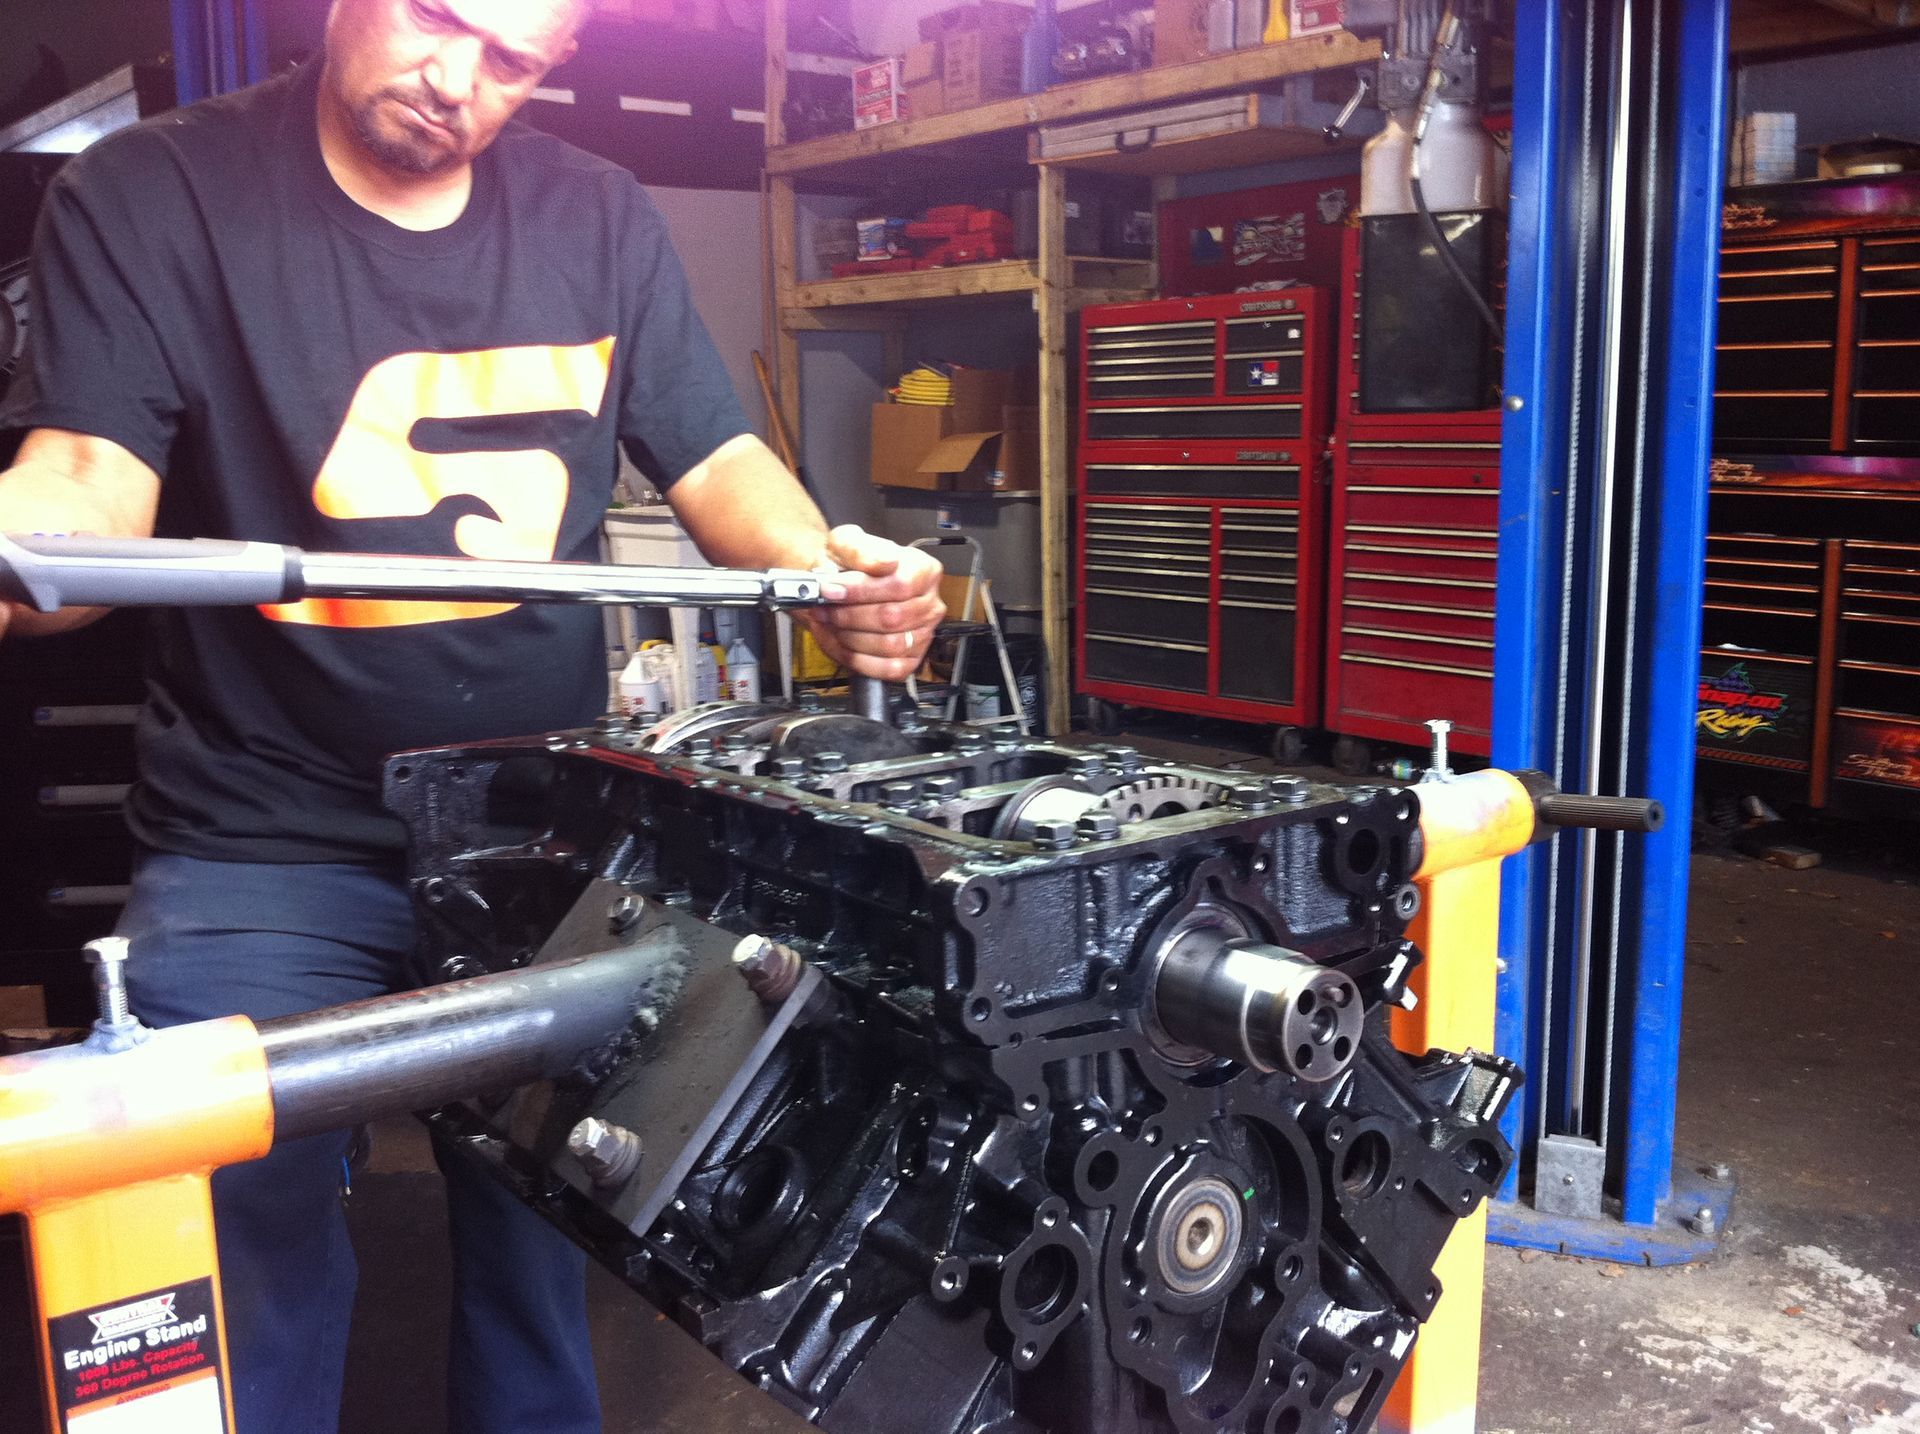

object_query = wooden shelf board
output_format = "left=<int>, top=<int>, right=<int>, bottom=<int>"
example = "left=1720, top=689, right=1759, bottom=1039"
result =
left=768, top=32, right=1380, bottom=178
left=1033, top=125, right=1363, bottom=177
left=789, top=257, right=1152, bottom=312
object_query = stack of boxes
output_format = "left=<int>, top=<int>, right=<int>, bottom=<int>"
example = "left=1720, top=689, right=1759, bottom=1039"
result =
left=854, top=2, right=1029, bottom=129
left=835, top=204, right=1018, bottom=278
left=871, top=368, right=1039, bottom=494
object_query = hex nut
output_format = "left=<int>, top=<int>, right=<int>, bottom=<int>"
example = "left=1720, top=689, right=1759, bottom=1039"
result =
left=1030, top=820, right=1077, bottom=851
left=568, top=1117, right=644, bottom=1187
left=1076, top=811, right=1120, bottom=841
left=1267, top=776, right=1311, bottom=803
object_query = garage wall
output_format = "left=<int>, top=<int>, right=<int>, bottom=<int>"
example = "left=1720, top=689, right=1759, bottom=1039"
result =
left=647, top=185, right=768, bottom=444
left=1734, top=36, right=1920, bottom=176
left=0, top=0, right=169, bottom=122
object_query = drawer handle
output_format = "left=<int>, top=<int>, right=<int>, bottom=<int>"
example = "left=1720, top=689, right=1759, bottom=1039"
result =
left=38, top=783, right=133, bottom=809
left=33, top=704, right=142, bottom=728
left=45, top=885, right=133, bottom=909
left=1085, top=587, right=1209, bottom=604
left=1340, top=653, right=1492, bottom=678
left=1086, top=634, right=1208, bottom=654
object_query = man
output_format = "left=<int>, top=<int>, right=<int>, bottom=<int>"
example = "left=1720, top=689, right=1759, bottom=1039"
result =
left=0, top=1, right=943, bottom=1429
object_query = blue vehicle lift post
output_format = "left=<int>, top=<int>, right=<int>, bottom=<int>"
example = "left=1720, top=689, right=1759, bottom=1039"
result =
left=1492, top=0, right=1734, bottom=1262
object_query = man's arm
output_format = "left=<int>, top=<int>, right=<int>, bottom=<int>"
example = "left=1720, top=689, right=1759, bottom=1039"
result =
left=666, top=434, right=944, bottom=683
left=0, top=428, right=162, bottom=640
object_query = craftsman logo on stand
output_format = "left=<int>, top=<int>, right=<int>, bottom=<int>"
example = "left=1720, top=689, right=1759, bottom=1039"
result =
left=49, top=1277, right=227, bottom=1432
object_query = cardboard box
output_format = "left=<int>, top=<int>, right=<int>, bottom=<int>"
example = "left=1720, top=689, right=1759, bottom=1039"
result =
left=919, top=1, right=1030, bottom=41
left=1289, top=0, right=1347, bottom=35
left=903, top=39, right=946, bottom=119
left=853, top=58, right=909, bottom=129
left=1154, top=0, right=1213, bottom=67
left=872, top=402, right=954, bottom=488
left=943, top=27, right=1025, bottom=110
left=920, top=405, right=1041, bottom=493
left=948, top=368, right=1015, bottom=433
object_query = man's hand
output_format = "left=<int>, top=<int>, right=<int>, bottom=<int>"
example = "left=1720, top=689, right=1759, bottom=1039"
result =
left=802, top=525, right=945, bottom=683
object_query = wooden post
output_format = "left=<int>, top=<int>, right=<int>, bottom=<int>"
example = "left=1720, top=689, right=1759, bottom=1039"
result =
left=763, top=0, right=803, bottom=455
left=1037, top=163, right=1071, bottom=736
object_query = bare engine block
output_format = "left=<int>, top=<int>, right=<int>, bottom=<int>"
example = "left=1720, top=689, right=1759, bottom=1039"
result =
left=387, top=699, right=1519, bottom=1434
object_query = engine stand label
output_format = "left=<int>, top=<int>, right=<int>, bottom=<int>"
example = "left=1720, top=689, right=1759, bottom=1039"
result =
left=47, top=1278, right=227, bottom=1432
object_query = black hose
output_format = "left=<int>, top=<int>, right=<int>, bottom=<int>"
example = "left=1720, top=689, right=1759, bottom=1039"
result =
left=1409, top=172, right=1503, bottom=337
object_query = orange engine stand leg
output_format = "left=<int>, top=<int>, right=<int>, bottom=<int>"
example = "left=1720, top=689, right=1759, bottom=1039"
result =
left=1379, top=770, right=1535, bottom=1434
left=0, top=1016, right=273, bottom=1433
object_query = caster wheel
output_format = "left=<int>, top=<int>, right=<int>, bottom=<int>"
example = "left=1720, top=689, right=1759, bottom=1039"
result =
left=1085, top=696, right=1125, bottom=735
left=1331, top=735, right=1372, bottom=777
left=1269, top=725, right=1307, bottom=766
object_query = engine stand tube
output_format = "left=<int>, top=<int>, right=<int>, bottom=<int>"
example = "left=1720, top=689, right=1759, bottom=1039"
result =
left=1380, top=769, right=1537, bottom=1434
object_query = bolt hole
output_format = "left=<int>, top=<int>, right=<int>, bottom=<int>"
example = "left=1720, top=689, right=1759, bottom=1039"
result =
left=1253, top=853, right=1272, bottom=874
left=1295, top=1043, right=1314, bottom=1070
left=1339, top=1130, right=1393, bottom=1200
left=1012, top=1245, right=1074, bottom=1322
left=1345, top=828, right=1382, bottom=877
left=1296, top=988, right=1317, bottom=1016
left=1020, top=1094, right=1041, bottom=1114
left=1280, top=1254, right=1303, bottom=1282
left=962, top=885, right=991, bottom=916
left=1086, top=1151, right=1120, bottom=1193
left=1333, top=1036, right=1353, bottom=1062
left=969, top=997, right=992, bottom=1022
left=393, top=765, right=413, bottom=783
left=1144, top=1126, right=1163, bottom=1147
left=1018, top=1342, right=1038, bottom=1364
left=1310, top=1006, right=1336, bottom=1044
left=1129, top=1316, right=1151, bottom=1343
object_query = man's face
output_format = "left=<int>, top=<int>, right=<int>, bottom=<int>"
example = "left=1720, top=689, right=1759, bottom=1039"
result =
left=323, top=0, right=582, bottom=177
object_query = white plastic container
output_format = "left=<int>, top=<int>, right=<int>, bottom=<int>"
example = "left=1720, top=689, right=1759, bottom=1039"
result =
left=694, top=643, right=723, bottom=705
left=726, top=637, right=761, bottom=703
left=1361, top=102, right=1501, bottom=216
left=617, top=646, right=675, bottom=717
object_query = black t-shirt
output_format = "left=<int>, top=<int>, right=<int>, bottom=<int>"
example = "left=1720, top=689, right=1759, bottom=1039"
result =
left=1, top=62, right=751, bottom=862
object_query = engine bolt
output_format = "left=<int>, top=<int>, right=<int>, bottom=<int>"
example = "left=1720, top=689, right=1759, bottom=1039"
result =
left=84, top=937, right=141, bottom=1041
left=1267, top=775, right=1311, bottom=804
left=1707, top=1162, right=1732, bottom=1183
left=922, top=774, right=963, bottom=799
left=798, top=691, right=825, bottom=712
left=955, top=730, right=990, bottom=753
left=686, top=737, right=716, bottom=761
left=809, top=751, right=848, bottom=775
left=607, top=894, right=644, bottom=936
left=771, top=758, right=806, bottom=781
left=1103, top=746, right=1144, bottom=774
left=1030, top=820, right=1077, bottom=851
left=567, top=1117, right=644, bottom=1188
left=1690, top=1205, right=1717, bottom=1237
left=594, top=713, right=625, bottom=735
left=732, top=934, right=806, bottom=1002
left=1076, top=811, right=1120, bottom=842
left=882, top=781, right=920, bottom=809
left=1230, top=784, right=1274, bottom=811
left=1066, top=754, right=1105, bottom=779
left=722, top=734, right=752, bottom=754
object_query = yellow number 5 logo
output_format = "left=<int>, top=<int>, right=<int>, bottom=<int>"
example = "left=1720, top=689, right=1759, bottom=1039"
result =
left=263, top=337, right=616, bottom=628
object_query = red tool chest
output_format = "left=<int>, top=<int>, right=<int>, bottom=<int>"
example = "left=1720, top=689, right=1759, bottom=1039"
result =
left=1075, top=290, right=1334, bottom=731
left=1324, top=227, right=1502, bottom=759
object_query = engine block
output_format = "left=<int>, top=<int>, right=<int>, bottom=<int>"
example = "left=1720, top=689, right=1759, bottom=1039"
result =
left=386, top=702, right=1519, bottom=1434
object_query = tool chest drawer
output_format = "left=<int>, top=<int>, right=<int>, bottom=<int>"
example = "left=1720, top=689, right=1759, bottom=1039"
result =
left=1076, top=457, right=1325, bottom=726
left=1080, top=291, right=1329, bottom=444
left=1324, top=445, right=1499, bottom=754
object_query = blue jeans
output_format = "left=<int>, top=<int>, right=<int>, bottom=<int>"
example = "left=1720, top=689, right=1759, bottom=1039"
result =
left=118, top=848, right=601, bottom=1434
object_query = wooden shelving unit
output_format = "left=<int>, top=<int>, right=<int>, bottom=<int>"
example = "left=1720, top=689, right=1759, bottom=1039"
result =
left=761, top=4, right=1379, bottom=731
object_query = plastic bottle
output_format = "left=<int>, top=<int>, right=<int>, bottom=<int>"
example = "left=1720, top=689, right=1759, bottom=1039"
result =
left=726, top=637, right=761, bottom=703
left=618, top=646, right=672, bottom=717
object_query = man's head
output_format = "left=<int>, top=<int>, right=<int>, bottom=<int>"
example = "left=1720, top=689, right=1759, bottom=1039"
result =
left=321, top=0, right=588, bottom=178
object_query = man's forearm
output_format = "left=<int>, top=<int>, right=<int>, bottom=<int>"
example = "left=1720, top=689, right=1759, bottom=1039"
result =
left=665, top=434, right=831, bottom=572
